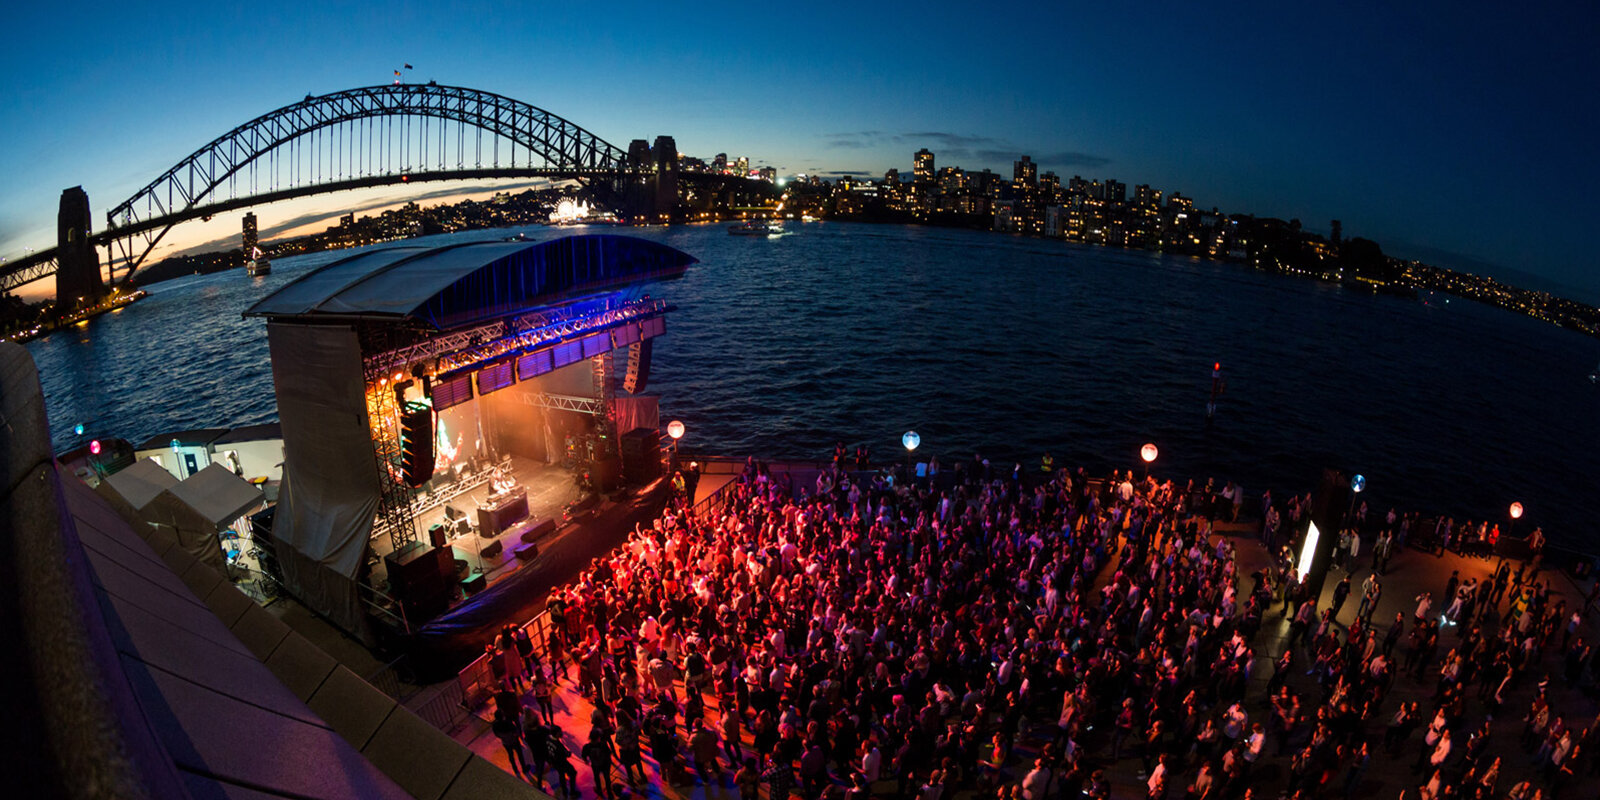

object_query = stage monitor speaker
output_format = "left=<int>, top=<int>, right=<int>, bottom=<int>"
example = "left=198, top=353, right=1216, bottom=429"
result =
left=521, top=519, right=557, bottom=543
left=481, top=539, right=504, bottom=559
left=622, top=340, right=652, bottom=394
left=428, top=523, right=448, bottom=548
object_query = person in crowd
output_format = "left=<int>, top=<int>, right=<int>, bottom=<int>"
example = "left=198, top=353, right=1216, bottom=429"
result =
left=473, top=454, right=1596, bottom=800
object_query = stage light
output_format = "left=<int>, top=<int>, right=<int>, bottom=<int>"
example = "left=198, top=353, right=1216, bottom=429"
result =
left=902, top=431, right=920, bottom=452
left=1509, top=502, right=1523, bottom=519
left=1297, top=520, right=1320, bottom=582
left=393, top=371, right=404, bottom=382
left=1140, top=443, right=1158, bottom=463
left=667, top=420, right=685, bottom=440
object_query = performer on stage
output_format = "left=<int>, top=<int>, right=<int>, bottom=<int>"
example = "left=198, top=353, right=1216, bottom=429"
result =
left=490, top=467, right=517, bottom=498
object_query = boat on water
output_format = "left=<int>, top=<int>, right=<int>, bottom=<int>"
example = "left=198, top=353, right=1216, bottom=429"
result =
left=729, top=220, right=783, bottom=236
left=1589, top=360, right=1599, bottom=384
left=245, top=246, right=270, bottom=276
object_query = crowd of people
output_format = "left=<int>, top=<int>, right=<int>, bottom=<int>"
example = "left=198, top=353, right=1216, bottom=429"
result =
left=478, top=455, right=1598, bottom=800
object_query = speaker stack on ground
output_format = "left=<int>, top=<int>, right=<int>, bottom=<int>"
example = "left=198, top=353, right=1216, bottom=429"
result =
left=619, top=427, right=662, bottom=485
left=385, top=541, right=454, bottom=622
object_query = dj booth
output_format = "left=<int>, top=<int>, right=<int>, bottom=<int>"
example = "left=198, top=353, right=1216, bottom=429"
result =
left=475, top=489, right=529, bottom=536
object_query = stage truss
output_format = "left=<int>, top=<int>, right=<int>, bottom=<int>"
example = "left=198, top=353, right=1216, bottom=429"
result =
left=358, top=294, right=668, bottom=555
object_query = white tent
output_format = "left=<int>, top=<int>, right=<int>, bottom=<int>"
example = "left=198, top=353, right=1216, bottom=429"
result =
left=100, top=457, right=178, bottom=511
left=168, top=463, right=266, bottom=528
left=142, top=464, right=266, bottom=572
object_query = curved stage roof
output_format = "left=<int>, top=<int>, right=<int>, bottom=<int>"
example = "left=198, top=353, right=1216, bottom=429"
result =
left=245, top=234, right=696, bottom=331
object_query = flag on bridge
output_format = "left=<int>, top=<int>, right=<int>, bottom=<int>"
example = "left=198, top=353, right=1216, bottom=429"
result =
left=404, top=63, right=413, bottom=69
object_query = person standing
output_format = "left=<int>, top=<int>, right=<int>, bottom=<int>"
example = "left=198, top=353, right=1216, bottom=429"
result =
left=582, top=727, right=617, bottom=799
left=1331, top=575, right=1353, bottom=621
left=493, top=707, right=532, bottom=783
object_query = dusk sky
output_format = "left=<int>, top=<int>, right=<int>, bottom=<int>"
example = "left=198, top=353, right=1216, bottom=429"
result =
left=2, top=2, right=1595, bottom=299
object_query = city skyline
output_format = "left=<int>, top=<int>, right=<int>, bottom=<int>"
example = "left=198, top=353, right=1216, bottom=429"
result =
left=1, top=2, right=1594, bottom=299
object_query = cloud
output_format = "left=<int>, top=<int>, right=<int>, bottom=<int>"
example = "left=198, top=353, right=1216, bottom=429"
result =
left=821, top=131, right=887, bottom=150
left=820, top=130, right=1111, bottom=172
left=166, top=179, right=557, bottom=258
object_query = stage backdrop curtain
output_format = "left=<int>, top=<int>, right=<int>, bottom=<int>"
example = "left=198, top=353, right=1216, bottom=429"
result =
left=266, top=322, right=378, bottom=642
left=612, top=396, right=659, bottom=436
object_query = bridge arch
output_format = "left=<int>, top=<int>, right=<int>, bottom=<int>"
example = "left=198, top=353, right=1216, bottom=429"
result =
left=104, top=84, right=636, bottom=275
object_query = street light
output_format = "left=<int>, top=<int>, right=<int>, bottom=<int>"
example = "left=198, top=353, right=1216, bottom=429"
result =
left=1509, top=502, right=1523, bottom=520
left=1345, top=473, right=1366, bottom=534
left=1140, top=442, right=1158, bottom=480
left=902, top=431, right=920, bottom=480
left=667, top=420, right=685, bottom=452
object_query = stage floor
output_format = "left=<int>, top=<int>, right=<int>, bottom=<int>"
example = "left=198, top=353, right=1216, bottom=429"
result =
left=370, top=455, right=580, bottom=582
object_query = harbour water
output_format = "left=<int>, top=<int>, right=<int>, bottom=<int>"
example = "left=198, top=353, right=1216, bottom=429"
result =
left=26, top=222, right=1599, bottom=549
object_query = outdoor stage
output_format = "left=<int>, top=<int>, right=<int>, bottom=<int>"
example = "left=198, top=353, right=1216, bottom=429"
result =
left=244, top=234, right=696, bottom=645
left=366, top=455, right=579, bottom=584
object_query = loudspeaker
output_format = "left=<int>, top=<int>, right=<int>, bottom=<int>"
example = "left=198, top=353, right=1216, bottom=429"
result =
left=385, top=542, right=454, bottom=622
left=619, top=427, right=662, bottom=485
left=521, top=518, right=556, bottom=543
left=399, top=402, right=435, bottom=487
left=514, top=543, right=540, bottom=561
left=462, top=572, right=486, bottom=593
left=481, top=539, right=504, bottom=559
left=622, top=340, right=652, bottom=394
left=429, top=523, right=448, bottom=548
left=592, top=455, right=622, bottom=492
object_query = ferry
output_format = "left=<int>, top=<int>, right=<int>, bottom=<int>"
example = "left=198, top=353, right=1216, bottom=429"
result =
left=245, top=246, right=270, bottom=276
left=728, top=220, right=783, bottom=236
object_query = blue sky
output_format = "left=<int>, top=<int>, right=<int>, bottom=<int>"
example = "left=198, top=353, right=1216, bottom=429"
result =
left=2, top=1, right=1595, bottom=298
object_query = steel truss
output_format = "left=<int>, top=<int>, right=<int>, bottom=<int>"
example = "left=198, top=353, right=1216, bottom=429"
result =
left=363, top=296, right=670, bottom=376
left=98, top=84, right=637, bottom=279
left=509, top=392, right=605, bottom=416
left=359, top=326, right=423, bottom=555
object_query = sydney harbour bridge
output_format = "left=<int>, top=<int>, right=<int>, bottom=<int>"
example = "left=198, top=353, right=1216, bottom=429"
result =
left=4, top=83, right=773, bottom=304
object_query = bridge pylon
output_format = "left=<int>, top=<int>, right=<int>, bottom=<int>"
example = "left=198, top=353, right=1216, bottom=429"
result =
left=56, top=187, right=106, bottom=310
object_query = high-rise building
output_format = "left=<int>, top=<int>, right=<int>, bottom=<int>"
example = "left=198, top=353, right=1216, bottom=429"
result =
left=758, top=166, right=777, bottom=182
left=735, top=156, right=749, bottom=175
left=1105, top=179, right=1126, bottom=204
left=884, top=168, right=899, bottom=186
left=713, top=153, right=728, bottom=173
left=1330, top=219, right=1342, bottom=243
left=914, top=149, right=935, bottom=183
left=1067, top=176, right=1088, bottom=196
left=1013, top=156, right=1037, bottom=188
left=1134, top=184, right=1160, bottom=207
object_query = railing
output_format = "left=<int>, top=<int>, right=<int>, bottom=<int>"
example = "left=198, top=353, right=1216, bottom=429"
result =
left=358, top=581, right=410, bottom=636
